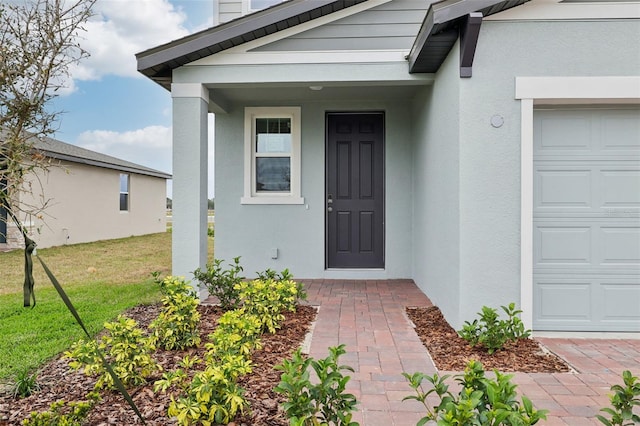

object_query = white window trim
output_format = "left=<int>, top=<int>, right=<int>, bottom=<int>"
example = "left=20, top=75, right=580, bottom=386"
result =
left=515, top=76, right=640, bottom=330
left=241, top=106, right=304, bottom=205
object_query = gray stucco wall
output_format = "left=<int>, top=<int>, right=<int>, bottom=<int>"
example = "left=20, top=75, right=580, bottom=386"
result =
left=413, top=18, right=640, bottom=329
left=411, top=42, right=462, bottom=329
left=214, top=99, right=414, bottom=279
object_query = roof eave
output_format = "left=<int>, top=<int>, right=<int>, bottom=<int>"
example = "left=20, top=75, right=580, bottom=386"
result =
left=136, top=0, right=368, bottom=89
left=42, top=151, right=172, bottom=179
left=408, top=0, right=530, bottom=74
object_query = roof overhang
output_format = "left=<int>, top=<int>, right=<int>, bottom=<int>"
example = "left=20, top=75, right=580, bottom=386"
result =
left=136, top=0, right=369, bottom=90
left=408, top=0, right=530, bottom=74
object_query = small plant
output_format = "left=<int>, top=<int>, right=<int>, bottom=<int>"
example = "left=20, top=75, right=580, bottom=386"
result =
left=597, top=370, right=640, bottom=426
left=206, top=309, right=263, bottom=359
left=403, top=360, right=547, bottom=426
left=458, top=302, right=531, bottom=354
left=207, top=225, right=215, bottom=237
left=236, top=278, right=303, bottom=333
left=193, top=257, right=244, bottom=310
left=65, top=315, right=160, bottom=390
left=257, top=267, right=308, bottom=301
left=166, top=355, right=252, bottom=425
left=9, top=368, right=40, bottom=398
left=22, top=392, right=100, bottom=426
left=150, top=276, right=201, bottom=350
left=274, top=344, right=359, bottom=426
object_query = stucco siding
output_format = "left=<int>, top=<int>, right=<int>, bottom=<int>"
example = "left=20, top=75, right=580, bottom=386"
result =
left=411, top=42, right=462, bottom=330
left=252, top=0, right=431, bottom=52
left=14, top=161, right=167, bottom=249
left=214, top=99, right=413, bottom=279
left=452, top=19, right=640, bottom=328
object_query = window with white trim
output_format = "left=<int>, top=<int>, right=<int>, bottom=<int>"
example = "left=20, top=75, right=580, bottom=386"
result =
left=242, top=107, right=303, bottom=204
left=119, top=173, right=130, bottom=211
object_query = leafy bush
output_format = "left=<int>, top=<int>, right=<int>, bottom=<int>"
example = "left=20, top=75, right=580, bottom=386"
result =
left=65, top=315, right=160, bottom=390
left=274, top=344, right=359, bottom=426
left=193, top=257, right=244, bottom=310
left=150, top=276, right=201, bottom=350
left=9, top=368, right=40, bottom=398
left=458, top=303, right=531, bottom=354
left=257, top=267, right=308, bottom=301
left=236, top=278, right=302, bottom=333
left=403, top=360, right=547, bottom=426
left=22, top=392, right=100, bottom=426
left=167, top=357, right=251, bottom=425
left=597, top=370, right=640, bottom=426
left=206, top=309, right=263, bottom=359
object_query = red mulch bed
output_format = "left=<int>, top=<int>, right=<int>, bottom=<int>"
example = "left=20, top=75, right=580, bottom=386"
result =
left=0, top=304, right=317, bottom=426
left=406, top=306, right=571, bottom=373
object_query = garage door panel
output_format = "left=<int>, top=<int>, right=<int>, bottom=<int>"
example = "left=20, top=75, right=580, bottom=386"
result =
left=600, top=170, right=640, bottom=207
left=535, top=170, right=591, bottom=208
left=536, top=114, right=592, bottom=152
left=601, top=110, right=640, bottom=151
left=533, top=108, right=640, bottom=332
left=601, top=227, right=640, bottom=264
left=535, top=226, right=591, bottom=265
left=602, top=283, right=640, bottom=321
left=535, top=281, right=591, bottom=320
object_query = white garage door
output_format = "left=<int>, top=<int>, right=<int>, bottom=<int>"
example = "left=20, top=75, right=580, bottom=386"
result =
left=533, top=108, right=640, bottom=331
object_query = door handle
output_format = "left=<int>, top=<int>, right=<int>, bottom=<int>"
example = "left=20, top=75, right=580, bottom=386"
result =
left=327, top=194, right=333, bottom=212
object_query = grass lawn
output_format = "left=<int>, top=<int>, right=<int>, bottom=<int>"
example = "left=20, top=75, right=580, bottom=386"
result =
left=0, top=232, right=214, bottom=383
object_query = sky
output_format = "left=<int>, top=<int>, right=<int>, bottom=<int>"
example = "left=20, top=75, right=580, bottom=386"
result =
left=50, top=0, right=217, bottom=198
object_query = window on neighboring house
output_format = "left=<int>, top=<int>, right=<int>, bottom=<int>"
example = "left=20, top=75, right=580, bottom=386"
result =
left=249, top=0, right=286, bottom=12
left=242, top=107, right=303, bottom=204
left=0, top=179, right=7, bottom=243
left=119, top=173, right=129, bottom=211
left=0, top=207, right=6, bottom=244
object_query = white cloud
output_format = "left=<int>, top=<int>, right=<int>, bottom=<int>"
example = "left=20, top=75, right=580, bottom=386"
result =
left=76, top=125, right=172, bottom=173
left=75, top=115, right=216, bottom=198
left=70, top=0, right=190, bottom=81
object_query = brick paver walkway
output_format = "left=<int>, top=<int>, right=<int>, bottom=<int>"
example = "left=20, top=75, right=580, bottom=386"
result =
left=302, top=279, right=640, bottom=426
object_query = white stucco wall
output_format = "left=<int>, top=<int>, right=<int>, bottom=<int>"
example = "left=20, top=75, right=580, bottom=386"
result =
left=12, top=161, right=167, bottom=249
left=214, top=99, right=414, bottom=279
left=413, top=18, right=640, bottom=329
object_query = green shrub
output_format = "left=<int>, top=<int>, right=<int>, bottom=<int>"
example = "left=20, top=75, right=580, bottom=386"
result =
left=9, top=368, right=40, bottom=398
left=193, top=257, right=244, bottom=310
left=458, top=303, right=531, bottom=354
left=403, top=360, right=547, bottom=426
left=274, top=344, right=359, bottom=426
left=166, top=355, right=252, bottom=425
left=206, top=309, right=263, bottom=359
left=65, top=315, right=159, bottom=390
left=597, top=370, right=640, bottom=426
left=256, top=267, right=308, bottom=301
left=22, top=392, right=100, bottom=426
left=236, top=278, right=301, bottom=333
left=150, top=276, right=201, bottom=350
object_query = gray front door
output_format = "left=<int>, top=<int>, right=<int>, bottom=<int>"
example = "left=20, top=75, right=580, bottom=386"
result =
left=326, top=112, right=384, bottom=269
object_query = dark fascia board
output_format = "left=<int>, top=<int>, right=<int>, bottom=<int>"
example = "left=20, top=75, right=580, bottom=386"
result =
left=136, top=0, right=368, bottom=90
left=408, top=0, right=530, bottom=73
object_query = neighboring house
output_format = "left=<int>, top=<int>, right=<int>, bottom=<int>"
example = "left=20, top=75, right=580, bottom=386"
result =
left=137, top=0, right=640, bottom=332
left=0, top=134, right=171, bottom=250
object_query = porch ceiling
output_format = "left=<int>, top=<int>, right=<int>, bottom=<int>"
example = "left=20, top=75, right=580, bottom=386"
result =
left=207, top=83, right=427, bottom=106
